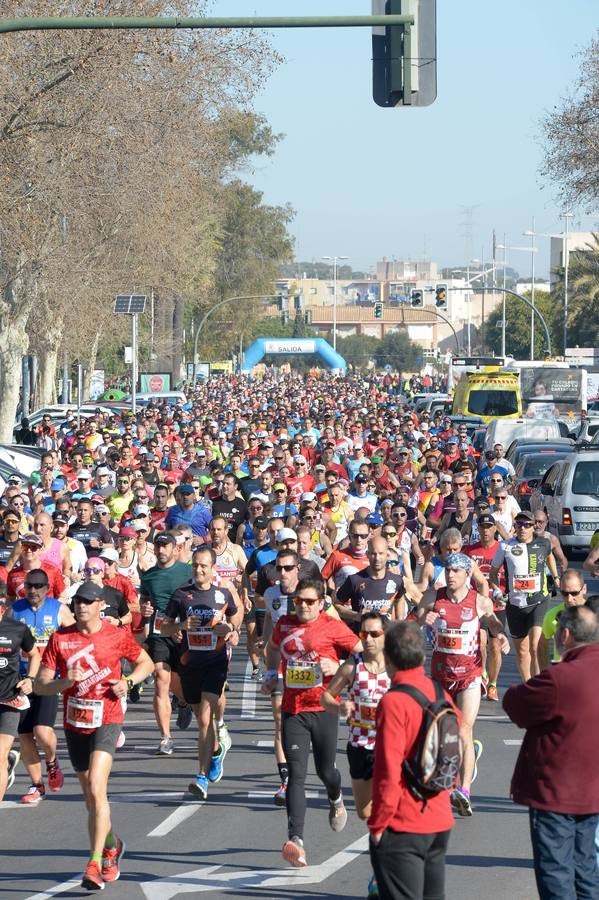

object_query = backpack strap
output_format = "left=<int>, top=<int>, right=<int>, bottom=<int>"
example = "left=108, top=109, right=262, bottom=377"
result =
left=389, top=683, right=430, bottom=709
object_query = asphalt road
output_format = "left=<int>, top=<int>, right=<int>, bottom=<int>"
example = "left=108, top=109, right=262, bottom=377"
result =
left=0, top=639, right=539, bottom=900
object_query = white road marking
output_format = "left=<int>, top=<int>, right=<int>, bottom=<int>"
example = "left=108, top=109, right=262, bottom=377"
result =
left=0, top=800, right=38, bottom=809
left=503, top=739, right=523, bottom=746
left=247, top=790, right=321, bottom=799
left=147, top=802, right=202, bottom=836
left=240, top=657, right=258, bottom=719
left=24, top=878, right=81, bottom=900
left=478, top=715, right=510, bottom=721
left=256, top=739, right=275, bottom=747
left=140, top=833, right=369, bottom=899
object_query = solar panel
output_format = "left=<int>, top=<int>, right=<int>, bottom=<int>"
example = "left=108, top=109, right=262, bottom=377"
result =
left=114, top=294, right=147, bottom=314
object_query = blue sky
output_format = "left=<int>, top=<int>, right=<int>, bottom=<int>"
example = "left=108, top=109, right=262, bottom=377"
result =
left=212, top=1, right=598, bottom=278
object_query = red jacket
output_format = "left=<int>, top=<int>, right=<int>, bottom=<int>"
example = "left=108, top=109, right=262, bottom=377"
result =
left=503, top=643, right=599, bottom=814
left=368, top=666, right=456, bottom=835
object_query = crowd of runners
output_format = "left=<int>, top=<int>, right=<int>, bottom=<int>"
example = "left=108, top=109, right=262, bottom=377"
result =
left=0, top=368, right=594, bottom=896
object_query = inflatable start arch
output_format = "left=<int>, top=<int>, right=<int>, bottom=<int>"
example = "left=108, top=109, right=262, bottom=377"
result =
left=242, top=338, right=347, bottom=373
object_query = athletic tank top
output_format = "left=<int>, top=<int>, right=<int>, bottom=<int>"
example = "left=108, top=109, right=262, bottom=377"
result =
left=215, top=542, right=241, bottom=581
left=39, top=538, right=62, bottom=571
left=12, top=596, right=62, bottom=675
left=348, top=654, right=390, bottom=750
left=117, top=552, right=140, bottom=588
left=431, top=588, right=482, bottom=691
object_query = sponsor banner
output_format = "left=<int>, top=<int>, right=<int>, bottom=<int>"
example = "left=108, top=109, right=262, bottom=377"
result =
left=521, top=366, right=582, bottom=418
left=140, top=373, right=171, bottom=393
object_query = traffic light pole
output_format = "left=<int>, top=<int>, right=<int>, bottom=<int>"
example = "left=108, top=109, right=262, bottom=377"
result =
left=192, top=294, right=276, bottom=384
left=416, top=309, right=461, bottom=354
left=0, top=14, right=414, bottom=35
left=451, top=286, right=553, bottom=357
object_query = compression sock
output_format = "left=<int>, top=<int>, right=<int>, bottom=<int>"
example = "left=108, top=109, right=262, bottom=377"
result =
left=90, top=852, right=102, bottom=863
left=104, top=831, right=117, bottom=850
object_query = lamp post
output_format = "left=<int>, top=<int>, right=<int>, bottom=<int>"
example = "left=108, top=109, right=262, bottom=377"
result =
left=562, top=212, right=574, bottom=354
left=523, top=217, right=537, bottom=360
left=322, top=255, right=348, bottom=351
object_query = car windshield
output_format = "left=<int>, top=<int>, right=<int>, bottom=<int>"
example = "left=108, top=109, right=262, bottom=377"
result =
left=467, top=390, right=519, bottom=417
left=572, top=461, right=599, bottom=496
left=521, top=453, right=569, bottom=477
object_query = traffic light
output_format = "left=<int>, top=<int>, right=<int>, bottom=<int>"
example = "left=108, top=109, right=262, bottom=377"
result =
left=276, top=285, right=288, bottom=311
left=293, top=292, right=304, bottom=311
left=372, top=0, right=437, bottom=108
left=281, top=310, right=289, bottom=325
left=410, top=290, right=423, bottom=308
left=435, top=284, right=447, bottom=309
left=374, top=302, right=383, bottom=319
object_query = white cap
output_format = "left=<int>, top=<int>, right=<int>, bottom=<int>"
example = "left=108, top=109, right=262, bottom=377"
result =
left=77, top=469, right=92, bottom=479
left=131, top=518, right=149, bottom=532
left=301, top=492, right=316, bottom=502
left=99, top=547, right=119, bottom=563
left=133, top=503, right=150, bottom=516
left=276, top=528, right=297, bottom=543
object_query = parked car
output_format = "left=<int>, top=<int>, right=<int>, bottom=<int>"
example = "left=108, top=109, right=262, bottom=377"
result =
left=505, top=438, right=576, bottom=468
left=0, top=445, right=44, bottom=478
left=484, top=417, right=562, bottom=451
left=514, top=451, right=574, bottom=510
left=532, top=445, right=599, bottom=552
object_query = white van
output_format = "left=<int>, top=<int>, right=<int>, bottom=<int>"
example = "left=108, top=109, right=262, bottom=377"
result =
left=484, top=418, right=561, bottom=451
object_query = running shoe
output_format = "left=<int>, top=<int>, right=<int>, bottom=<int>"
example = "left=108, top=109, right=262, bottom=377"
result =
left=176, top=703, right=193, bottom=730
left=487, top=683, right=499, bottom=702
left=21, top=783, right=45, bottom=805
left=273, top=782, right=287, bottom=807
left=328, top=796, right=348, bottom=832
left=472, top=739, right=483, bottom=784
left=157, top=736, right=174, bottom=756
left=81, top=860, right=104, bottom=891
left=217, top=723, right=232, bottom=755
left=251, top=666, right=264, bottom=682
left=208, top=745, right=224, bottom=784
left=451, top=787, right=473, bottom=816
left=116, top=731, right=126, bottom=750
left=47, top=759, right=64, bottom=792
left=282, top=836, right=307, bottom=867
left=7, top=749, right=20, bottom=789
left=367, top=873, right=380, bottom=898
left=101, top=836, right=125, bottom=883
left=188, top=773, right=209, bottom=800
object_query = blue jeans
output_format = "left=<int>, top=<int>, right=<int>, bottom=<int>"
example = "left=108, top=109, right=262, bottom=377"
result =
left=529, top=808, right=599, bottom=900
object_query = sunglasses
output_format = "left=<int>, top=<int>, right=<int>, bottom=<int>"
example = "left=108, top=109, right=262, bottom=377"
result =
left=516, top=521, right=533, bottom=527
left=25, top=581, right=47, bottom=589
left=294, top=596, right=320, bottom=606
left=359, top=629, right=384, bottom=639
left=84, top=567, right=103, bottom=575
left=381, top=530, right=397, bottom=537
left=496, top=495, right=508, bottom=500
left=561, top=589, right=582, bottom=597
left=276, top=564, right=297, bottom=572
left=392, top=513, right=407, bottom=519
left=74, top=597, right=99, bottom=605
left=350, top=532, right=369, bottom=539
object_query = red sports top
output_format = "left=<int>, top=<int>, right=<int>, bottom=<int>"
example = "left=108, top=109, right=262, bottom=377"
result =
left=41, top=622, right=142, bottom=733
left=431, top=588, right=482, bottom=694
left=7, top=562, right=65, bottom=602
left=271, top=613, right=359, bottom=714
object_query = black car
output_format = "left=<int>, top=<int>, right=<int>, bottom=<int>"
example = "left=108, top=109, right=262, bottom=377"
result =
left=514, top=451, right=574, bottom=510
left=505, top=437, right=575, bottom=467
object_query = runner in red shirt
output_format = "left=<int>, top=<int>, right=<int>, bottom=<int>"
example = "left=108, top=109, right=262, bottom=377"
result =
left=263, top=577, right=362, bottom=868
left=7, top=533, right=65, bottom=602
left=36, top=580, right=153, bottom=891
left=321, top=519, right=370, bottom=593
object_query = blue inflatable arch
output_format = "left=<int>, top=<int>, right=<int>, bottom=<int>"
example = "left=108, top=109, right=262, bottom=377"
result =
left=242, top=337, right=347, bottom=372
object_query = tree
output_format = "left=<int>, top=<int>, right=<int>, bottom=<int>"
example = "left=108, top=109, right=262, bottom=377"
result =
left=559, top=233, right=599, bottom=347
left=335, top=334, right=380, bottom=368
left=374, top=331, right=421, bottom=371
left=540, top=36, right=599, bottom=210
left=485, top=290, right=562, bottom=359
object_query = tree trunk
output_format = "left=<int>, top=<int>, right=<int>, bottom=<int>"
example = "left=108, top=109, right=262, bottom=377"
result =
left=83, top=331, right=100, bottom=400
left=0, top=312, right=29, bottom=441
left=37, top=345, right=58, bottom=406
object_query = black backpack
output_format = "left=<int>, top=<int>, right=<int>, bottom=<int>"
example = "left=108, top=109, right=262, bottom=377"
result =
left=390, top=681, right=461, bottom=808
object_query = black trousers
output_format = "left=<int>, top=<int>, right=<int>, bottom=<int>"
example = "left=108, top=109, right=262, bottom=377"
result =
left=282, top=710, right=341, bottom=840
left=370, top=828, right=451, bottom=900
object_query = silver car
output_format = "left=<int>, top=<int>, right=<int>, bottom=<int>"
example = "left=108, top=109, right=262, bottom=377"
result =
left=537, top=447, right=599, bottom=552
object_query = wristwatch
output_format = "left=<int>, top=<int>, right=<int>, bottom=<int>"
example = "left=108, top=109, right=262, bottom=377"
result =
left=126, top=678, right=135, bottom=691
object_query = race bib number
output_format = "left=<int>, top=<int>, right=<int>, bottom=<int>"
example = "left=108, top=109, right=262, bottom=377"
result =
left=153, top=612, right=165, bottom=636
left=353, top=699, right=378, bottom=729
left=188, top=628, right=217, bottom=651
left=437, top=628, right=467, bottom=653
left=285, top=661, right=323, bottom=689
left=66, top=697, right=103, bottom=729
left=514, top=574, right=541, bottom=593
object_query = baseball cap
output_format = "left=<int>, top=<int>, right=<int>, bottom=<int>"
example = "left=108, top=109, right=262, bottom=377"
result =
left=515, top=510, right=534, bottom=523
left=154, top=532, right=176, bottom=546
left=276, top=528, right=297, bottom=543
left=477, top=513, right=496, bottom=527
left=371, top=455, right=382, bottom=464
left=133, top=504, right=150, bottom=516
left=440, top=474, right=453, bottom=483
left=314, top=463, right=326, bottom=471
left=8, top=475, right=23, bottom=485
left=52, top=512, right=69, bottom=525
left=96, top=504, right=109, bottom=515
left=447, top=437, right=458, bottom=445
left=253, top=515, right=269, bottom=529
left=77, top=469, right=92, bottom=479
left=50, top=479, right=65, bottom=491
left=355, top=474, right=369, bottom=484
left=178, top=484, right=195, bottom=495
left=95, top=466, right=111, bottom=477
left=21, top=532, right=42, bottom=548
left=196, top=448, right=207, bottom=456
left=119, top=526, right=136, bottom=538
left=131, top=518, right=149, bottom=532
left=367, top=511, right=384, bottom=526
left=74, top=582, right=105, bottom=603
left=99, top=547, right=120, bottom=563
left=293, top=454, right=306, bottom=463
left=273, top=483, right=286, bottom=492
left=300, top=492, right=316, bottom=502
left=485, top=450, right=497, bottom=460
left=380, top=498, right=394, bottom=507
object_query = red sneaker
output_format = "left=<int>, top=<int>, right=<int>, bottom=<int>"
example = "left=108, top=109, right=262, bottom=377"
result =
left=101, top=836, right=125, bottom=883
left=21, top=783, right=45, bottom=805
left=282, top=837, right=307, bottom=867
left=47, top=760, right=64, bottom=792
left=81, top=860, right=104, bottom=891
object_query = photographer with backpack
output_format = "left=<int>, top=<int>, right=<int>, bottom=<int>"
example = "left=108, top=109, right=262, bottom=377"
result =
left=368, top=620, right=460, bottom=900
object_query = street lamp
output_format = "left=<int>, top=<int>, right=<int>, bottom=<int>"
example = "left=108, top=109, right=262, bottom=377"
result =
left=523, top=217, right=538, bottom=360
left=562, top=212, right=574, bottom=355
left=322, top=255, right=348, bottom=351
